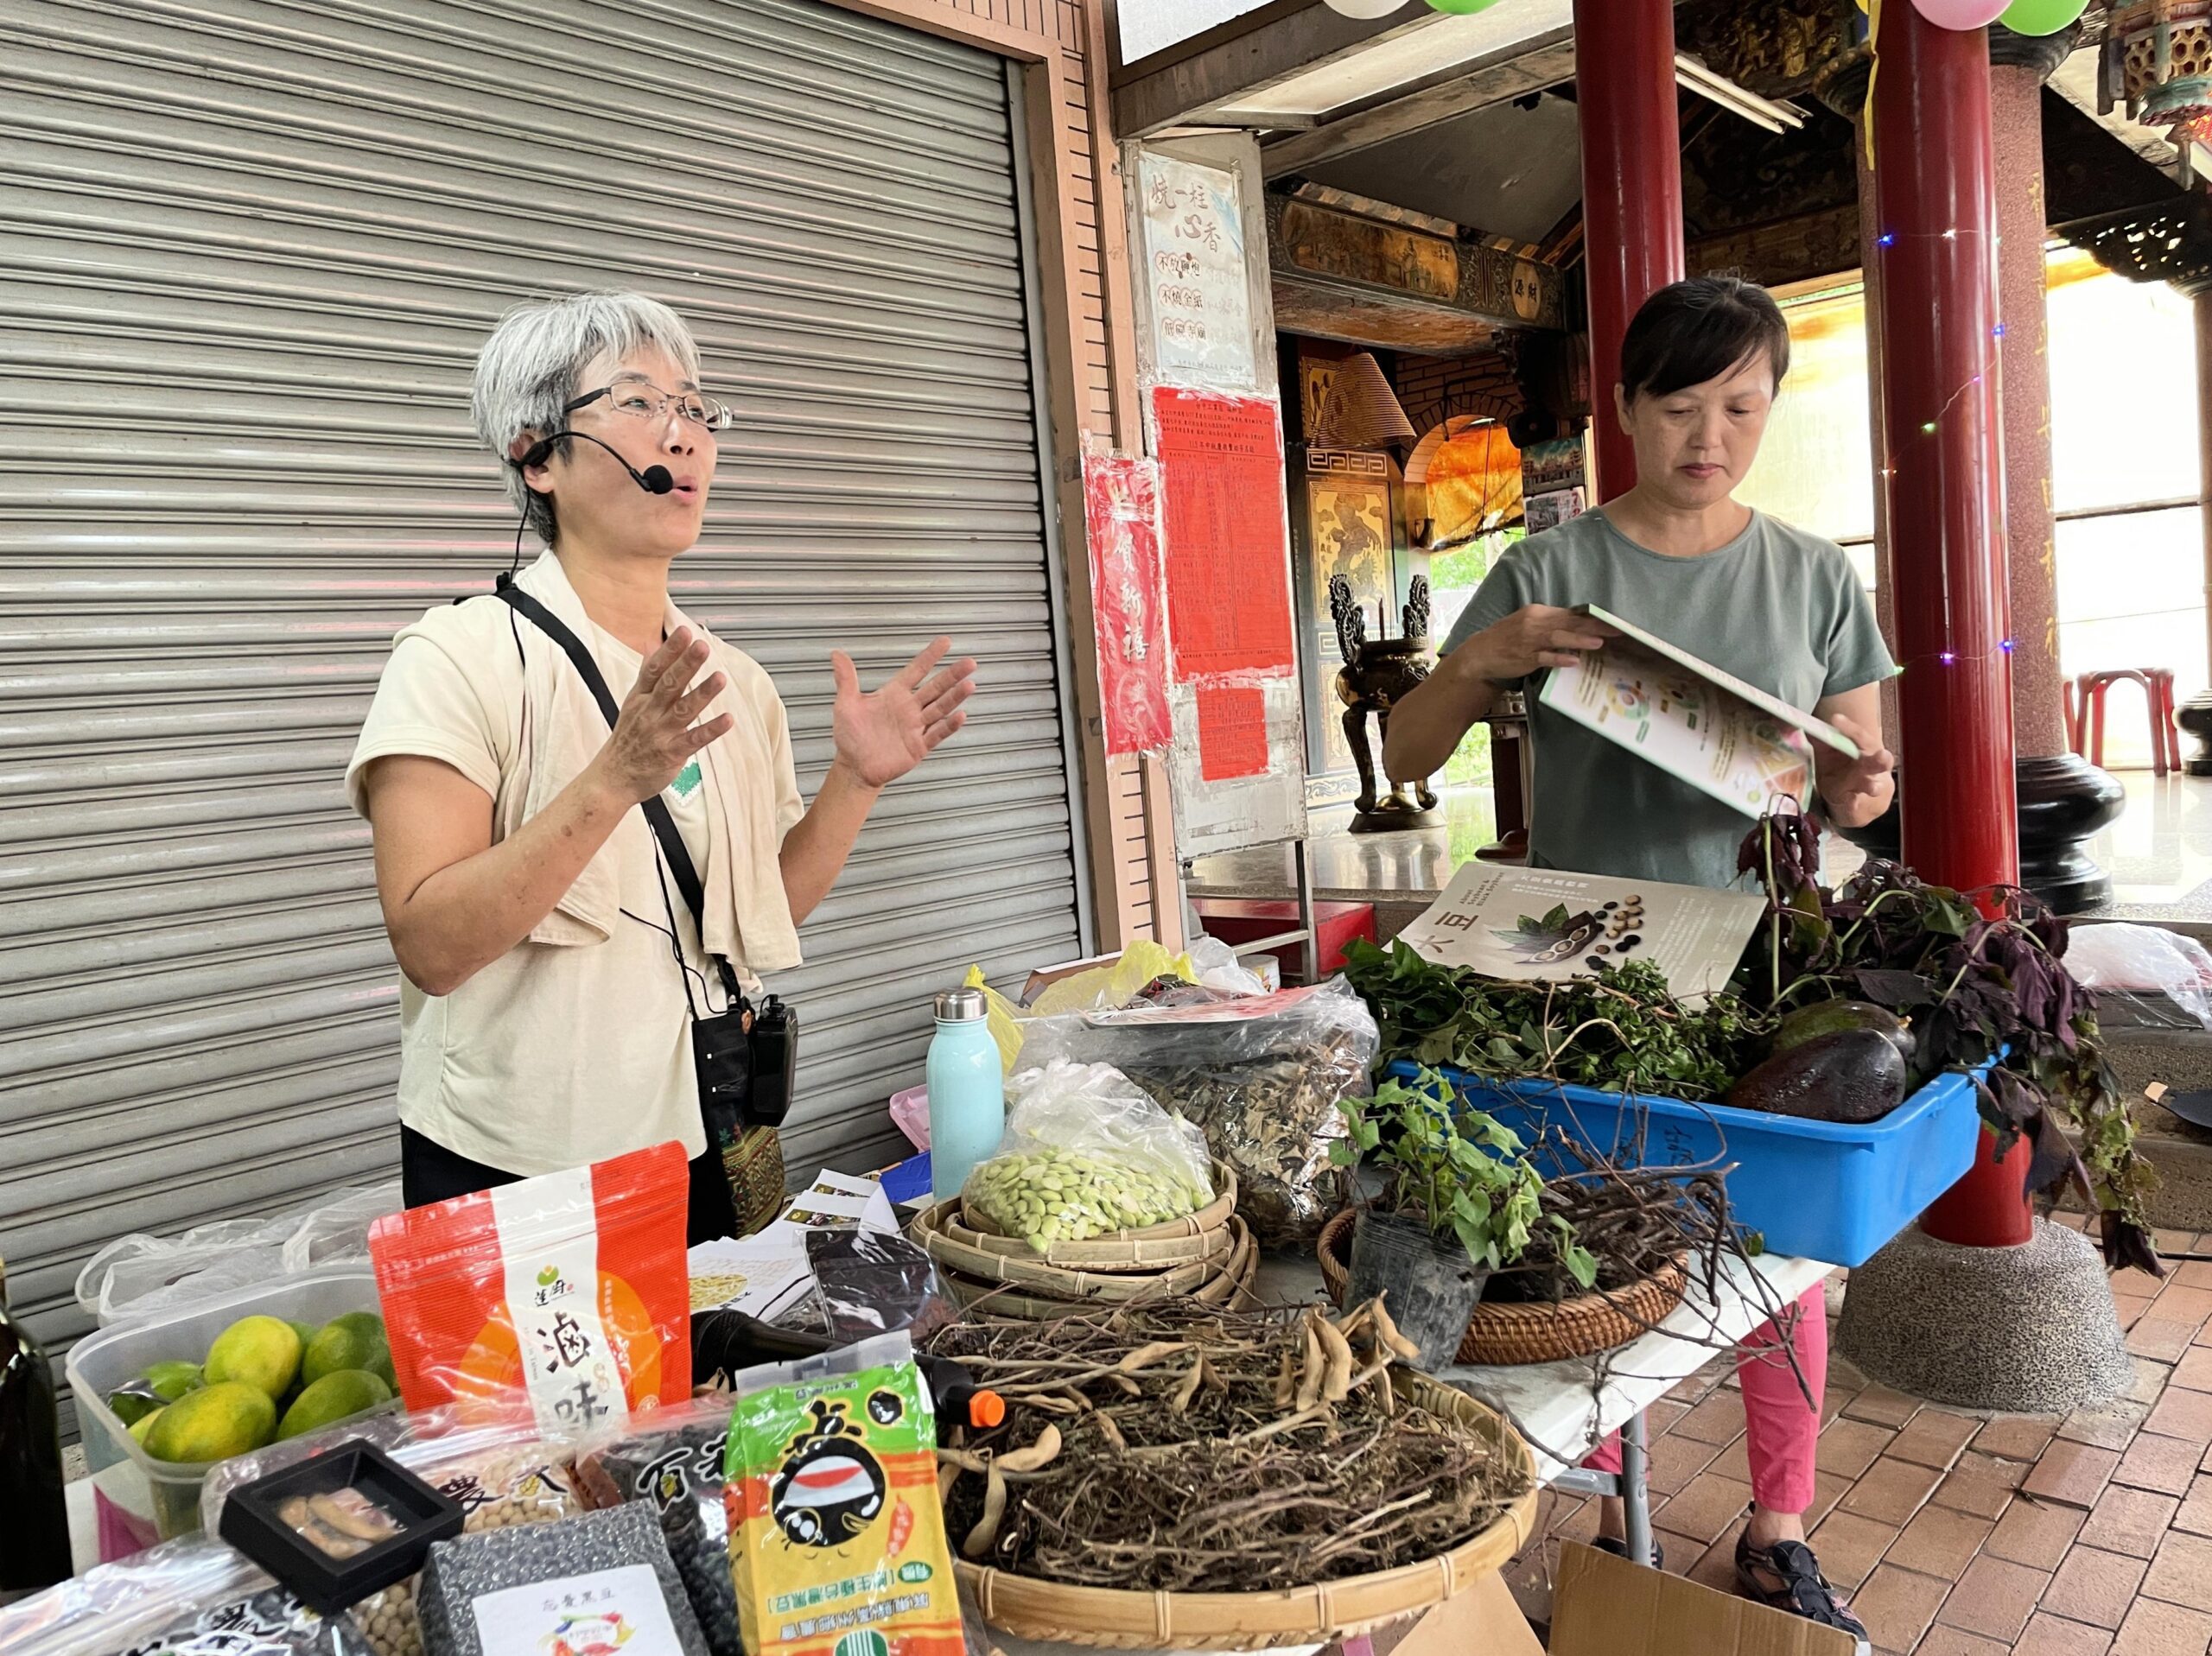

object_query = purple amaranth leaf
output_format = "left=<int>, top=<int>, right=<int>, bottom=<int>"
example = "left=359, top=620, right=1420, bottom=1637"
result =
left=1853, top=968, right=1936, bottom=1009
left=2101, top=1211, right=2165, bottom=1278
left=2024, top=1109, right=2083, bottom=1200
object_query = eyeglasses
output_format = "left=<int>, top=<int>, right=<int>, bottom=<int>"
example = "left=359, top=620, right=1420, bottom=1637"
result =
left=564, top=380, right=734, bottom=431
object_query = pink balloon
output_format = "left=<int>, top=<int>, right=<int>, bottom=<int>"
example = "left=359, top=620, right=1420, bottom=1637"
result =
left=1910, top=0, right=2008, bottom=27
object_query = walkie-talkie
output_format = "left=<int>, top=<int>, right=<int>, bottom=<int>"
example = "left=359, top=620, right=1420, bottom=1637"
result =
left=747, top=995, right=797, bottom=1128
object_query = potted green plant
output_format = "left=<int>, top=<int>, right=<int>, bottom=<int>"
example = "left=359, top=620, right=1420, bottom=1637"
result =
left=1332, top=1070, right=1594, bottom=1367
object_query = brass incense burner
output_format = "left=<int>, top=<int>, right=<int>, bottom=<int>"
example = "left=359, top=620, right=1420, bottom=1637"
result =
left=1331, top=573, right=1443, bottom=834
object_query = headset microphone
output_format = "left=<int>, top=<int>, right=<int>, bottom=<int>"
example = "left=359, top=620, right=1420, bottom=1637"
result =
left=516, top=431, right=675, bottom=495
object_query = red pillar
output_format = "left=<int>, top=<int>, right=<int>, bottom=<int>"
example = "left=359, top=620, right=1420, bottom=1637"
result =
left=1573, top=0, right=1684, bottom=502
left=1869, top=3, right=2030, bottom=1247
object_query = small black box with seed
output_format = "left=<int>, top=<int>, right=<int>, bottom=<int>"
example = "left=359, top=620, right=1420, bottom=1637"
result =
left=220, top=1438, right=465, bottom=1614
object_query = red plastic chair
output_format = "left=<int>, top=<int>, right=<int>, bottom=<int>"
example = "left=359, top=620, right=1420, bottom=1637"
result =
left=2071, top=669, right=2181, bottom=775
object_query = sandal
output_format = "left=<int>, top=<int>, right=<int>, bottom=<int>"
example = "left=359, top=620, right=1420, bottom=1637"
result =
left=1734, top=1533, right=1867, bottom=1643
left=1592, top=1534, right=1664, bottom=1570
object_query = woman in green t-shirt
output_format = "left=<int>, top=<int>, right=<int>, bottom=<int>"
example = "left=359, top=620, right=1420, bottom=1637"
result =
left=1389, top=278, right=1893, bottom=1638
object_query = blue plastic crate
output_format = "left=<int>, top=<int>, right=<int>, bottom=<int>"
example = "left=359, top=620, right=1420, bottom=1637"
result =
left=1384, top=1056, right=1998, bottom=1268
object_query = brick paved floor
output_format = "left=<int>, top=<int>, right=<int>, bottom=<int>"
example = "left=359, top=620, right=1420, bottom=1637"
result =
left=1500, top=1219, right=2212, bottom=1655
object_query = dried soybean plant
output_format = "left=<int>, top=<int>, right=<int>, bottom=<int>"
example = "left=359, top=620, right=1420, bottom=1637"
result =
left=924, top=1298, right=1531, bottom=1593
left=1456, top=1086, right=1821, bottom=1469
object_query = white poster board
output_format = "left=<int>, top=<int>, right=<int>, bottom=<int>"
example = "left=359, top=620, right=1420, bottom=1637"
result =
left=1395, top=862, right=1766, bottom=999
left=1137, top=151, right=1258, bottom=391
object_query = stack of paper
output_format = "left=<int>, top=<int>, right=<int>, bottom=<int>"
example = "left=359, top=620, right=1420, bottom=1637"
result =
left=687, top=1171, right=903, bottom=1321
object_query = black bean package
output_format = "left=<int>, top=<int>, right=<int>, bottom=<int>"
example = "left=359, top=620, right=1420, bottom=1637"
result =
left=416, top=1502, right=709, bottom=1656
left=574, top=1404, right=740, bottom=1655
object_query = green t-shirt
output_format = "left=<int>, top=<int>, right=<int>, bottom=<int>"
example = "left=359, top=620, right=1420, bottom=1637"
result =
left=1440, top=507, right=1895, bottom=891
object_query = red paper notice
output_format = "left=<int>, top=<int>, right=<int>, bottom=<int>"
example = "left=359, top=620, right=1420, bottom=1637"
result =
left=1196, top=685, right=1269, bottom=780
left=1149, top=387, right=1297, bottom=682
left=1082, top=453, right=1173, bottom=755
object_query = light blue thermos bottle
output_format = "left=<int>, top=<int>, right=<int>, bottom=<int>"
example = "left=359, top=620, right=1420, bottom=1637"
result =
left=926, top=987, right=1005, bottom=1205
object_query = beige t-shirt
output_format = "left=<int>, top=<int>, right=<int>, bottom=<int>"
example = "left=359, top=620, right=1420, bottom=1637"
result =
left=599, top=625, right=715, bottom=995
left=346, top=553, right=804, bottom=1176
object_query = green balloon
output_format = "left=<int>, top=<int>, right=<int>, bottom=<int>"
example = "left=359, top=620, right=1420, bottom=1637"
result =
left=1426, top=0, right=1503, bottom=12
left=1999, top=0, right=2087, bottom=35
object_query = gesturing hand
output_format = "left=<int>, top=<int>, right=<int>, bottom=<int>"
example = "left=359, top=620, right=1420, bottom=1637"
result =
left=597, top=626, right=733, bottom=804
left=832, top=638, right=978, bottom=790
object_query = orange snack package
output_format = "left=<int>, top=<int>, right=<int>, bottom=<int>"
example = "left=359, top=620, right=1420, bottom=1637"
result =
left=369, top=1141, right=691, bottom=1434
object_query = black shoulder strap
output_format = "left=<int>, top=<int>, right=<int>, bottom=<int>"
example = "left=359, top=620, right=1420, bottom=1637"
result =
left=492, top=575, right=747, bottom=1006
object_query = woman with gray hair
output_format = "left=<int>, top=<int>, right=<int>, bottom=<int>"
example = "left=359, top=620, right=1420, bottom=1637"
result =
left=346, top=291, right=976, bottom=1240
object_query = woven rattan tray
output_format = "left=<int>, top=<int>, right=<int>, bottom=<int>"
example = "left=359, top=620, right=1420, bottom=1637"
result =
left=952, top=1369, right=1538, bottom=1648
left=1317, top=1208, right=1689, bottom=1367
left=917, top=1199, right=1234, bottom=1297
left=935, top=1218, right=1257, bottom=1318
left=940, top=1166, right=1239, bottom=1274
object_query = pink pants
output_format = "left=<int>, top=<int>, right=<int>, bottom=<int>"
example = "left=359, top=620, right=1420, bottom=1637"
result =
left=1583, top=1284, right=1827, bottom=1515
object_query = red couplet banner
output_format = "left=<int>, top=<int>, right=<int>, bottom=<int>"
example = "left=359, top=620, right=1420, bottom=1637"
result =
left=1195, top=685, right=1269, bottom=780
left=1148, top=387, right=1297, bottom=683
left=1080, top=452, right=1174, bottom=755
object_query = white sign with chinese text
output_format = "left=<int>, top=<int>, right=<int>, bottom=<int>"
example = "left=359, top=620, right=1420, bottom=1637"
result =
left=1138, top=152, right=1256, bottom=390
left=473, top=1564, right=688, bottom=1656
left=1396, top=862, right=1766, bottom=999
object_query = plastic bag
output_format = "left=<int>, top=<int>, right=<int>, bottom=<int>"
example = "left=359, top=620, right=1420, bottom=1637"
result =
left=0, top=1539, right=268, bottom=1654
left=203, top=1407, right=588, bottom=1656
left=803, top=1228, right=957, bottom=1345
left=283, top=1185, right=407, bottom=1272
left=1016, top=979, right=1380, bottom=1247
left=958, top=967, right=1028, bottom=1075
left=203, top=1406, right=582, bottom=1537
left=961, top=1061, right=1214, bottom=1247
left=368, top=1142, right=690, bottom=1434
left=1024, top=942, right=1197, bottom=1018
left=0, top=1538, right=365, bottom=1656
left=76, top=1183, right=402, bottom=1327
left=2066, top=923, right=2212, bottom=1031
left=723, top=1332, right=963, bottom=1656
left=1185, top=934, right=1271, bottom=998
left=573, top=1397, right=741, bottom=1654
left=959, top=946, right=1208, bottom=1075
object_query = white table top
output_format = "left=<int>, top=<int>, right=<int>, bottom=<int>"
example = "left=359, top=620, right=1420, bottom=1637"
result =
left=64, top=1251, right=1829, bottom=1656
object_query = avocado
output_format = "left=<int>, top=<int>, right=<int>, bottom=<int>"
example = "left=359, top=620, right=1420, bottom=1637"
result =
left=1771, top=999, right=1915, bottom=1069
left=1726, top=1029, right=1910, bottom=1124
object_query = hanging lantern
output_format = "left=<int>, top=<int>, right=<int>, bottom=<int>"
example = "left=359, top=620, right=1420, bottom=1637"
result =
left=1304, top=354, right=1417, bottom=451
left=1322, top=0, right=1411, bottom=16
left=2107, top=1, right=2212, bottom=150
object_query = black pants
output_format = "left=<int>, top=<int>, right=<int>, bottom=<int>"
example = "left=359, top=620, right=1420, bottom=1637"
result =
left=399, top=1125, right=739, bottom=1246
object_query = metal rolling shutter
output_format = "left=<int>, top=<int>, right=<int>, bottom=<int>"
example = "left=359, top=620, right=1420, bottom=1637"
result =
left=0, top=0, right=1084, bottom=1410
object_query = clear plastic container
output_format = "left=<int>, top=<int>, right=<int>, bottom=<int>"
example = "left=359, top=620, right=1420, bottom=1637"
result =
left=62, top=1265, right=383, bottom=1562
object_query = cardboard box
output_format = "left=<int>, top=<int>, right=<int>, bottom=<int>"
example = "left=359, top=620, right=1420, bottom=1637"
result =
left=1020, top=952, right=1120, bottom=1006
left=1548, top=1542, right=1857, bottom=1655
left=1381, top=1569, right=1543, bottom=1656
